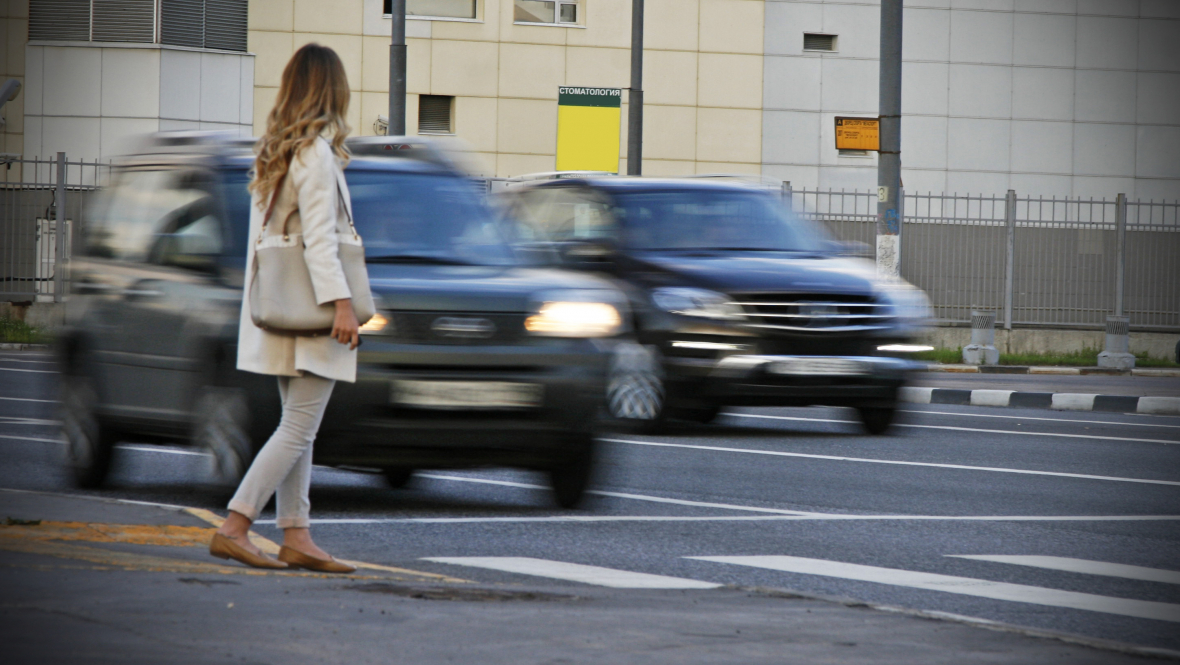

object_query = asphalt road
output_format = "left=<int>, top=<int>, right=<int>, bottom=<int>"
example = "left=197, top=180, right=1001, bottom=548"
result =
left=3, top=349, right=1179, bottom=655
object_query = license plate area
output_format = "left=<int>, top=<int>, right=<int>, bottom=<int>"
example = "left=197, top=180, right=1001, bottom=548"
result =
left=391, top=380, right=543, bottom=409
left=767, top=358, right=867, bottom=376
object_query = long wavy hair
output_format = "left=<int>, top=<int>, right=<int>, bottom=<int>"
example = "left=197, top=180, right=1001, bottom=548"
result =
left=250, top=44, right=351, bottom=205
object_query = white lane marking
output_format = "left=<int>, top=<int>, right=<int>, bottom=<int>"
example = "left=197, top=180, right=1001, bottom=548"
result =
left=0, top=434, right=63, bottom=444
left=0, top=367, right=58, bottom=374
left=0, top=396, right=57, bottom=404
left=729, top=412, right=1180, bottom=445
left=603, top=438, right=1180, bottom=487
left=418, top=473, right=819, bottom=516
left=118, top=444, right=208, bottom=457
left=948, top=555, right=1180, bottom=585
left=688, top=555, right=1180, bottom=623
left=255, top=514, right=1180, bottom=526
left=1052, top=393, right=1098, bottom=411
left=900, top=409, right=1180, bottom=430
left=0, top=417, right=60, bottom=425
left=971, top=390, right=1014, bottom=407
left=423, top=556, right=720, bottom=589
left=0, top=359, right=56, bottom=365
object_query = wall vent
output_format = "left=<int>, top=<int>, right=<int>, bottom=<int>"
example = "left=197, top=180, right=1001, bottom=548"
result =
left=205, top=0, right=248, bottom=52
left=162, top=0, right=206, bottom=48
left=418, top=95, right=454, bottom=134
left=803, top=33, right=837, bottom=52
left=29, top=0, right=248, bottom=52
left=29, top=0, right=90, bottom=41
left=93, top=0, right=155, bottom=43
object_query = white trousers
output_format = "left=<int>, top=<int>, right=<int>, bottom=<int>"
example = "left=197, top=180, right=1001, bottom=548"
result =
left=227, top=374, right=336, bottom=529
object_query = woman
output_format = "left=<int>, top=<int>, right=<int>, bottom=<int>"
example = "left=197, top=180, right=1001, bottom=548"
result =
left=208, top=44, right=360, bottom=573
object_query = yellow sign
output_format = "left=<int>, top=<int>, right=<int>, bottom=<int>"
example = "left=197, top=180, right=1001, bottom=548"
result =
left=835, top=116, right=880, bottom=151
left=556, top=87, right=622, bottom=173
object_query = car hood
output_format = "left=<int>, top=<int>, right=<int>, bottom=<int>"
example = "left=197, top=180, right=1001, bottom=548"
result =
left=366, top=263, right=616, bottom=312
left=625, top=251, right=880, bottom=296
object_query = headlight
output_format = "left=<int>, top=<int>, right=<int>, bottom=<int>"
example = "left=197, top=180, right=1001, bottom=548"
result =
left=651, top=287, right=743, bottom=320
left=359, top=312, right=391, bottom=335
left=877, top=283, right=934, bottom=323
left=525, top=290, right=626, bottom=338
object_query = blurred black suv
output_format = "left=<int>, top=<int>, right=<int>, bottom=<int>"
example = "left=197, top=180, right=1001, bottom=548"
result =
left=59, top=134, right=626, bottom=507
left=498, top=176, right=931, bottom=433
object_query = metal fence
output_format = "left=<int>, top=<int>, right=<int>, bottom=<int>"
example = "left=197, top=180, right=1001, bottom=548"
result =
left=0, top=154, right=110, bottom=303
left=785, top=186, right=1180, bottom=331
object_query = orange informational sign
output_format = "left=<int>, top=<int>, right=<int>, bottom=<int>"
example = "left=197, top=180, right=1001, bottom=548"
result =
left=835, top=116, right=880, bottom=151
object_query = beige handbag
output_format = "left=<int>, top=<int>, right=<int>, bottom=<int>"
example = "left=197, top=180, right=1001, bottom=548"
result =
left=249, top=172, right=375, bottom=336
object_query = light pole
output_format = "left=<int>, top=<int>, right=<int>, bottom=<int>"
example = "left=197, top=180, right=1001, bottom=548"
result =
left=627, top=0, right=644, bottom=175
left=876, top=0, right=902, bottom=276
left=388, top=0, right=407, bottom=136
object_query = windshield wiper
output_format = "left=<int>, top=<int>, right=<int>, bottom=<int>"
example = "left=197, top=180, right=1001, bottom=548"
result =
left=365, top=254, right=477, bottom=266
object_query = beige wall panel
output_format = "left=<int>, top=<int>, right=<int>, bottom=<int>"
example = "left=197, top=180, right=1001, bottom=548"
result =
left=431, top=0, right=501, bottom=42
left=4, top=85, right=22, bottom=133
left=253, top=86, right=279, bottom=135
left=249, top=0, right=294, bottom=32
left=644, top=105, right=697, bottom=161
left=698, top=0, right=764, bottom=55
left=499, top=43, right=565, bottom=99
left=358, top=90, right=387, bottom=135
left=8, top=18, right=26, bottom=74
left=363, top=36, right=429, bottom=93
left=563, top=46, right=630, bottom=90
left=644, top=50, right=698, bottom=106
left=642, top=159, right=697, bottom=176
left=455, top=95, right=498, bottom=153
left=645, top=0, right=700, bottom=51
left=345, top=87, right=362, bottom=136
left=11, top=0, right=29, bottom=19
left=469, top=152, right=496, bottom=176
left=294, top=0, right=362, bottom=35
left=5, top=133, right=23, bottom=158
left=431, top=40, right=499, bottom=97
left=497, top=98, right=557, bottom=155
left=406, top=93, right=419, bottom=135
left=250, top=30, right=295, bottom=88
left=567, top=0, right=632, bottom=49
left=499, top=8, right=568, bottom=46
left=497, top=152, right=555, bottom=177
left=695, top=160, right=761, bottom=175
left=696, top=107, right=761, bottom=163
left=0, top=21, right=8, bottom=74
left=294, top=33, right=363, bottom=92
left=697, top=53, right=761, bottom=108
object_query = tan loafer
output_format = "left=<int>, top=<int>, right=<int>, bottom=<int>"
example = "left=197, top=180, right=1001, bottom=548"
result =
left=278, top=546, right=357, bottom=574
left=209, top=532, right=288, bottom=570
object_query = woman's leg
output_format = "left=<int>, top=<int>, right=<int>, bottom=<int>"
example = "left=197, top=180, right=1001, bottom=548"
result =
left=221, top=374, right=334, bottom=551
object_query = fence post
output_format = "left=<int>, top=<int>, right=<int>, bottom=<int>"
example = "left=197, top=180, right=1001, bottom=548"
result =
left=780, top=181, right=792, bottom=209
left=54, top=152, right=67, bottom=303
left=1114, top=193, right=1126, bottom=317
left=1003, top=189, right=1016, bottom=329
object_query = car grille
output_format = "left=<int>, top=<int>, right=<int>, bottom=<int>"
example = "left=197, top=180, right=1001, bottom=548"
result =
left=387, top=311, right=527, bottom=345
left=730, top=293, right=892, bottom=333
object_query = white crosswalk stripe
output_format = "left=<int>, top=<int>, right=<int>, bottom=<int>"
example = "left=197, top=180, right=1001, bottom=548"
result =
left=422, top=557, right=720, bottom=589
left=687, top=555, right=1180, bottom=622
left=949, top=555, right=1180, bottom=585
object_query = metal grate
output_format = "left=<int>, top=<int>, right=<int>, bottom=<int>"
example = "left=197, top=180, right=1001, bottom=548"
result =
left=204, top=0, right=247, bottom=51
left=161, top=0, right=205, bottom=48
left=93, top=0, right=156, bottom=43
left=730, top=293, right=892, bottom=333
left=29, top=0, right=91, bottom=41
left=803, top=33, right=837, bottom=51
left=418, top=95, right=454, bottom=134
left=387, top=312, right=526, bottom=345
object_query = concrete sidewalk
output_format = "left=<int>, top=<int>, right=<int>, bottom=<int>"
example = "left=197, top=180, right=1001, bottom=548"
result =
left=908, top=371, right=1180, bottom=415
left=0, top=489, right=1171, bottom=664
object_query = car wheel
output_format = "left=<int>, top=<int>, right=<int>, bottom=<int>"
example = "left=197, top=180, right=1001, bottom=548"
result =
left=383, top=467, right=415, bottom=489
left=606, top=343, right=667, bottom=431
left=60, top=374, right=115, bottom=489
left=193, top=386, right=256, bottom=486
left=857, top=403, right=897, bottom=435
left=548, top=434, right=596, bottom=509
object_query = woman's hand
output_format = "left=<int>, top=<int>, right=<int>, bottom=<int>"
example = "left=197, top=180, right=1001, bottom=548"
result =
left=331, top=299, right=360, bottom=350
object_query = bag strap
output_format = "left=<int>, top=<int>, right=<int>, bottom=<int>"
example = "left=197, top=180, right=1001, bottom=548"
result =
left=259, top=170, right=293, bottom=242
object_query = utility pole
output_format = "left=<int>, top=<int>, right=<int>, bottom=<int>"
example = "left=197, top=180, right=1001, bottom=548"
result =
left=388, top=0, right=407, bottom=136
left=627, top=0, right=644, bottom=175
left=876, top=0, right=902, bottom=276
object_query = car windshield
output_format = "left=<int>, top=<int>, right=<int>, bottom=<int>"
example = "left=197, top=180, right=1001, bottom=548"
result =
left=220, top=168, right=516, bottom=266
left=611, top=189, right=829, bottom=253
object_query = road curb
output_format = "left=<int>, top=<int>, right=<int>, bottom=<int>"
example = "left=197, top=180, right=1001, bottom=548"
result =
left=0, top=343, right=50, bottom=351
left=924, top=364, right=1180, bottom=377
left=901, top=387, right=1180, bottom=415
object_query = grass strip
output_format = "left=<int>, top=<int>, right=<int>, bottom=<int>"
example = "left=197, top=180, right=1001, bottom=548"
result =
left=0, top=317, right=51, bottom=344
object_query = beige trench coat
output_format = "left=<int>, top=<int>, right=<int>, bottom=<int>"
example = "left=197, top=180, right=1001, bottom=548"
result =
left=236, top=137, right=359, bottom=383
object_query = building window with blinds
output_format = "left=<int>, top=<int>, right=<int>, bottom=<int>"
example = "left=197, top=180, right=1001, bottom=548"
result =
left=28, top=0, right=247, bottom=52
left=418, top=95, right=455, bottom=135
left=384, top=0, right=478, bottom=20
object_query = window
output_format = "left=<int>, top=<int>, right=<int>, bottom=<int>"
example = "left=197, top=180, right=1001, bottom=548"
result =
left=418, top=95, right=454, bottom=134
left=384, top=0, right=477, bottom=20
left=84, top=169, right=216, bottom=263
left=515, top=0, right=578, bottom=25
left=803, top=33, right=837, bottom=52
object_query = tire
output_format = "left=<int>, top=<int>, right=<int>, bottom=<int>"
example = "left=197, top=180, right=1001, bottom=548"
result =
left=548, top=434, right=596, bottom=509
left=606, top=343, right=668, bottom=432
left=60, top=374, right=115, bottom=489
left=383, top=467, right=415, bottom=489
left=193, top=386, right=256, bottom=486
left=857, top=404, right=897, bottom=435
